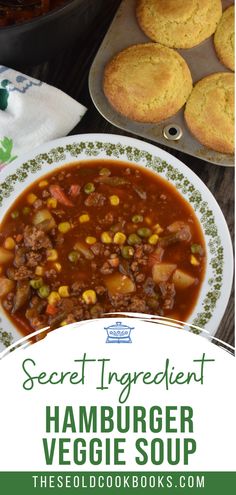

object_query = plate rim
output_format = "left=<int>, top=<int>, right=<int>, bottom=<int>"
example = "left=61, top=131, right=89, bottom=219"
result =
left=0, top=133, right=234, bottom=347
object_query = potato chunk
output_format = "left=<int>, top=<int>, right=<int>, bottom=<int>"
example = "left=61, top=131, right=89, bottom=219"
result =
left=105, top=272, right=136, bottom=295
left=0, top=277, right=15, bottom=297
left=173, top=269, right=196, bottom=289
left=0, top=247, right=14, bottom=264
left=152, top=263, right=177, bottom=283
left=74, top=241, right=94, bottom=260
left=32, top=209, right=56, bottom=232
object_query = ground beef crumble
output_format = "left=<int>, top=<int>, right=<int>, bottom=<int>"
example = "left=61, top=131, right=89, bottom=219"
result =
left=84, top=192, right=106, bottom=207
left=23, top=225, right=52, bottom=250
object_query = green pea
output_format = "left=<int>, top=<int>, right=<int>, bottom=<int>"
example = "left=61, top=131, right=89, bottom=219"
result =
left=137, top=227, right=152, bottom=238
left=111, top=223, right=121, bottom=233
left=99, top=168, right=111, bottom=176
left=84, top=182, right=95, bottom=194
left=68, top=251, right=80, bottom=263
left=148, top=296, right=159, bottom=310
left=132, top=214, right=143, bottom=224
left=127, top=233, right=142, bottom=246
left=191, top=243, right=203, bottom=255
left=121, top=246, right=135, bottom=259
left=38, top=285, right=50, bottom=299
left=23, top=206, right=31, bottom=215
left=30, top=278, right=44, bottom=290
left=11, top=211, right=19, bottom=219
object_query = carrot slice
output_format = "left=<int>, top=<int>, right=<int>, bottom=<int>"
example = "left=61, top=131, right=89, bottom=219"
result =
left=16, top=234, right=23, bottom=242
left=13, top=314, right=32, bottom=334
left=69, top=184, right=81, bottom=197
left=46, top=304, right=58, bottom=316
left=49, top=185, right=74, bottom=207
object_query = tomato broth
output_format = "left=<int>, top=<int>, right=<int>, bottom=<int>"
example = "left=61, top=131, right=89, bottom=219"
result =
left=0, top=160, right=206, bottom=335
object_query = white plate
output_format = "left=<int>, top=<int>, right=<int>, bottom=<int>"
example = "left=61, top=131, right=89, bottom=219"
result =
left=0, top=133, right=233, bottom=348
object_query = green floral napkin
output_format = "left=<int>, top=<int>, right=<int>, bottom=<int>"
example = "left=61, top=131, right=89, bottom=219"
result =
left=0, top=66, right=87, bottom=170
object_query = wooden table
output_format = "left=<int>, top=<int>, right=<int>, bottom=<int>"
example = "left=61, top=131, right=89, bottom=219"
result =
left=23, top=0, right=234, bottom=348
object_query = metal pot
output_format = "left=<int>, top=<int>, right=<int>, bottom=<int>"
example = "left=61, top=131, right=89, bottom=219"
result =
left=0, top=0, right=103, bottom=67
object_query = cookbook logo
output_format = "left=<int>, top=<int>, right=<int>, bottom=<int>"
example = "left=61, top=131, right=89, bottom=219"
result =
left=104, top=322, right=134, bottom=344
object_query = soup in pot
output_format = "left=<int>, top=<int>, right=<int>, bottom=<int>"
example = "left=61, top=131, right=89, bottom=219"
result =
left=0, top=0, right=67, bottom=27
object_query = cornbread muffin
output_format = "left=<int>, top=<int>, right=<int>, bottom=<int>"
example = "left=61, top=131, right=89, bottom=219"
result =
left=185, top=73, right=234, bottom=154
left=136, top=0, right=222, bottom=49
left=214, top=5, right=235, bottom=71
left=103, top=43, right=192, bottom=123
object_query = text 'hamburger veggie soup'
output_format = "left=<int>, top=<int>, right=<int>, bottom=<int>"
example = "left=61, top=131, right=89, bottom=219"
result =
left=0, top=160, right=206, bottom=335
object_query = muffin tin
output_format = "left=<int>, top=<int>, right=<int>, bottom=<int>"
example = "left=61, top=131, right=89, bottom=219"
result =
left=89, top=0, right=234, bottom=167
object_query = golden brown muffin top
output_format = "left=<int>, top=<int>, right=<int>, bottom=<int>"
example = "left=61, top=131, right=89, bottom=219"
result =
left=214, top=5, right=235, bottom=71
left=103, top=43, right=192, bottom=123
left=136, top=0, right=222, bottom=48
left=185, top=72, right=235, bottom=154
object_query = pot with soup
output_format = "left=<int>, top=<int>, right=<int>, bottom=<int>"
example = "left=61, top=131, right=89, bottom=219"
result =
left=0, top=0, right=109, bottom=66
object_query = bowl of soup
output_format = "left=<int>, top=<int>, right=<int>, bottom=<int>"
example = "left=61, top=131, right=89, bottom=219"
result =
left=0, top=0, right=106, bottom=67
left=0, top=134, right=233, bottom=347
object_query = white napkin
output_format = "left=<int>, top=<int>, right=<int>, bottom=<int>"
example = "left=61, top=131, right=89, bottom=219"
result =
left=0, top=66, right=87, bottom=169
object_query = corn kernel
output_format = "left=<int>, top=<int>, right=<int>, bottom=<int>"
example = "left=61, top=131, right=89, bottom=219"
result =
left=153, top=223, right=164, bottom=234
left=54, top=262, right=62, bottom=272
left=86, top=236, right=97, bottom=245
left=11, top=211, right=19, bottom=219
left=48, top=291, right=61, bottom=306
left=47, top=249, right=58, bottom=261
left=82, top=290, right=97, bottom=305
left=190, top=254, right=200, bottom=266
left=101, top=232, right=112, bottom=244
left=60, top=320, right=68, bottom=327
left=79, top=214, right=90, bottom=223
left=38, top=180, right=48, bottom=188
left=27, top=193, right=37, bottom=205
left=4, top=237, right=15, bottom=250
left=47, top=197, right=57, bottom=208
left=35, top=266, right=44, bottom=276
left=109, top=195, right=120, bottom=206
left=145, top=216, right=152, bottom=225
left=58, top=222, right=71, bottom=233
left=148, top=234, right=159, bottom=245
left=113, top=232, right=127, bottom=245
left=58, top=286, right=70, bottom=298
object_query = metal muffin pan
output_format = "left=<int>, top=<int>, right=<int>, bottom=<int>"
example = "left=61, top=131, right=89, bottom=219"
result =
left=89, top=0, right=234, bottom=167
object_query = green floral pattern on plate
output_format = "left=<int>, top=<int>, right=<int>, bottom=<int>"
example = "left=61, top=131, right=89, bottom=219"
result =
left=0, top=322, right=13, bottom=348
left=0, top=140, right=223, bottom=346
